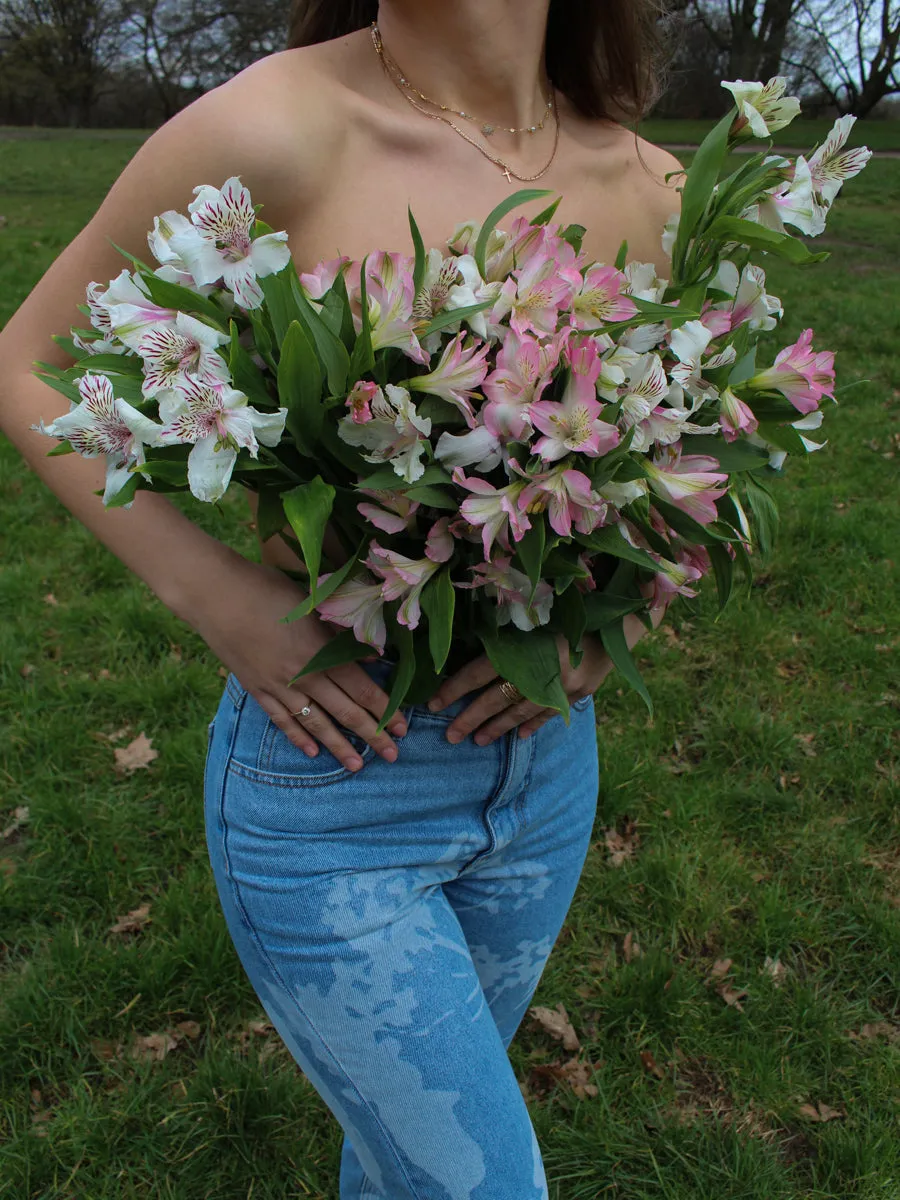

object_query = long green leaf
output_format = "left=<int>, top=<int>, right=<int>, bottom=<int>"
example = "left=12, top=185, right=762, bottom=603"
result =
left=282, top=477, right=335, bottom=607
left=704, top=215, right=830, bottom=265
left=574, top=525, right=664, bottom=573
left=583, top=593, right=648, bottom=632
left=278, top=321, right=323, bottom=456
left=290, top=277, right=351, bottom=395
left=288, top=629, right=372, bottom=684
left=409, top=205, right=426, bottom=298
left=480, top=627, right=569, bottom=721
left=671, top=108, right=733, bottom=276
left=348, top=255, right=374, bottom=385
left=139, top=272, right=228, bottom=328
left=421, top=300, right=493, bottom=339
left=374, top=614, right=416, bottom=734
left=706, top=540, right=735, bottom=612
left=598, top=616, right=653, bottom=717
left=420, top=568, right=455, bottom=674
left=474, top=188, right=553, bottom=278
left=513, top=516, right=545, bottom=605
left=282, top=534, right=368, bottom=622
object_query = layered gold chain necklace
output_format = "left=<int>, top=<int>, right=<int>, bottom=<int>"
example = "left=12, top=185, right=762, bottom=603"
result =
left=370, top=21, right=560, bottom=184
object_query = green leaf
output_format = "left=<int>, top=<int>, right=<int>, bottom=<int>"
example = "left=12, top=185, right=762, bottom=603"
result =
left=554, top=585, right=587, bottom=669
left=359, top=462, right=452, bottom=490
left=671, top=108, right=733, bottom=275
left=139, top=272, right=229, bottom=328
left=704, top=216, right=830, bottom=265
left=106, top=238, right=155, bottom=276
left=756, top=420, right=809, bottom=455
left=229, top=321, right=275, bottom=409
left=287, top=629, right=372, bottom=683
left=513, top=516, right=545, bottom=604
left=474, top=188, right=553, bottom=278
left=348, top=255, right=375, bottom=385
left=260, top=270, right=300, bottom=344
left=574, top=525, right=664, bottom=573
left=290, top=277, right=352, bottom=395
left=375, top=613, right=416, bottom=734
left=651, top=496, right=739, bottom=547
left=583, top=592, right=648, bottom=632
left=480, top=627, right=570, bottom=722
left=326, top=270, right=357, bottom=351
left=560, top=223, right=586, bottom=253
left=746, top=395, right=807, bottom=422
left=33, top=371, right=82, bottom=405
left=615, top=239, right=629, bottom=270
left=530, top=196, right=562, bottom=226
left=686, top=434, right=769, bottom=472
left=597, top=616, right=653, bottom=717
left=282, top=477, right=335, bottom=606
left=728, top=345, right=758, bottom=387
left=256, top=488, right=287, bottom=543
left=282, top=534, right=368, bottom=622
left=420, top=568, right=455, bottom=674
left=402, top=485, right=458, bottom=510
left=104, top=473, right=141, bottom=509
left=278, top=320, right=324, bottom=456
left=69, top=352, right=143, bottom=376
left=706, top=541, right=735, bottom=612
left=409, top=206, right=426, bottom=298
left=46, top=440, right=75, bottom=457
left=136, top=459, right=188, bottom=485
left=741, top=473, right=780, bottom=559
left=420, top=300, right=493, bottom=339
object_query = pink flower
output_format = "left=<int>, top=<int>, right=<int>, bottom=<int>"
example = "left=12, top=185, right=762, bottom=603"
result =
left=451, top=466, right=531, bottom=560
left=719, top=386, right=759, bottom=442
left=510, top=460, right=608, bottom=539
left=569, top=264, right=638, bottom=329
left=314, top=574, right=387, bottom=652
left=355, top=488, right=421, bottom=534
left=491, top=240, right=578, bottom=337
left=352, top=251, right=430, bottom=366
left=299, top=256, right=351, bottom=300
left=407, top=331, right=491, bottom=428
left=749, top=328, right=835, bottom=415
left=482, top=329, right=560, bottom=441
left=529, top=371, right=621, bottom=463
left=455, top=555, right=554, bottom=631
left=366, top=521, right=453, bottom=629
left=644, top=442, right=729, bottom=525
left=346, top=380, right=380, bottom=424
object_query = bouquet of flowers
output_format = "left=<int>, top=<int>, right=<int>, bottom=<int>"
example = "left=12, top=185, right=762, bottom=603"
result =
left=34, top=77, right=871, bottom=729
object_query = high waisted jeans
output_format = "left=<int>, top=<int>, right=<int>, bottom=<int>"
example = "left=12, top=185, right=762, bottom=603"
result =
left=204, top=654, right=600, bottom=1200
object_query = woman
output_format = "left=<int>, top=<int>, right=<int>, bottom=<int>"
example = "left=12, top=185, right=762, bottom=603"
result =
left=0, top=2, right=680, bottom=1194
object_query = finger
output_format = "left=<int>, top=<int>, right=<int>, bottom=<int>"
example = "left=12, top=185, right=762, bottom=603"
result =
left=255, top=691, right=322, bottom=758
left=285, top=677, right=402, bottom=765
left=427, top=655, right=497, bottom=712
left=467, top=698, right=546, bottom=746
left=327, top=661, right=409, bottom=738
left=444, top=679, right=520, bottom=744
left=516, top=708, right=558, bottom=739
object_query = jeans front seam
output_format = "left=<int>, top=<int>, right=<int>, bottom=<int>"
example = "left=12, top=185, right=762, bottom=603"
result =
left=219, top=868, right=424, bottom=1200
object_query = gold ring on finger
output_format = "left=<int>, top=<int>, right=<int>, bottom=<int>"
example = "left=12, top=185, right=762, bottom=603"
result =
left=498, top=680, right=523, bottom=704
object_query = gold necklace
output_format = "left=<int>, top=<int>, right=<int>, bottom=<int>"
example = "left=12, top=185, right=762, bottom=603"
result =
left=373, top=23, right=553, bottom=137
left=370, top=22, right=560, bottom=184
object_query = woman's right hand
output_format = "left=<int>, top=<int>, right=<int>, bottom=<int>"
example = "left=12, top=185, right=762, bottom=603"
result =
left=193, top=553, right=407, bottom=771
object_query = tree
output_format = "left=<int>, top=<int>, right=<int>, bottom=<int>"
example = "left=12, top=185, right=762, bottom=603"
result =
left=789, top=0, right=900, bottom=114
left=681, top=0, right=804, bottom=82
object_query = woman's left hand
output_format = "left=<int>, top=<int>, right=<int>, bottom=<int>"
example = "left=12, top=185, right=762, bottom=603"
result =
left=423, top=633, right=614, bottom=745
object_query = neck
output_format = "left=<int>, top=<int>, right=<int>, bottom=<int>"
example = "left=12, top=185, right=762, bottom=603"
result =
left=374, top=0, right=552, bottom=132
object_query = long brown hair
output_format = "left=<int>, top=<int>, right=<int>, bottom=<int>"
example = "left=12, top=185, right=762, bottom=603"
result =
left=285, top=0, right=670, bottom=124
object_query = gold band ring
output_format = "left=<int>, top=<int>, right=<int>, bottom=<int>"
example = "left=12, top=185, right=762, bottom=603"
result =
left=498, top=680, right=523, bottom=704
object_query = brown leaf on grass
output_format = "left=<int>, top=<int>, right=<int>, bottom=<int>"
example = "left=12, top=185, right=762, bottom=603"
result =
left=623, top=932, right=643, bottom=963
left=43, top=593, right=59, bottom=607
left=129, top=1032, right=179, bottom=1062
left=114, top=733, right=159, bottom=775
left=20, top=663, right=35, bottom=678
left=528, top=1002, right=580, bottom=1052
left=90, top=1038, right=122, bottom=1061
left=603, top=819, right=640, bottom=867
left=848, top=1021, right=900, bottom=1043
left=556, top=1056, right=599, bottom=1099
left=761, top=957, right=788, bottom=987
left=92, top=726, right=132, bottom=745
left=1, top=806, right=30, bottom=842
left=174, top=1021, right=201, bottom=1040
left=793, top=732, right=817, bottom=758
left=108, top=903, right=152, bottom=936
left=29, top=1088, right=55, bottom=1138
left=775, top=660, right=803, bottom=680
left=640, top=1049, right=666, bottom=1080
left=798, top=1101, right=845, bottom=1122
left=709, top=958, right=733, bottom=981
left=706, top=959, right=748, bottom=1011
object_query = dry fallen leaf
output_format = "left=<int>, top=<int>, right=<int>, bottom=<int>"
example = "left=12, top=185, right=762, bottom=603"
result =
left=623, top=932, right=643, bottom=963
left=793, top=732, right=817, bottom=758
left=718, top=984, right=749, bottom=1012
left=556, top=1055, right=599, bottom=1099
left=798, top=1101, right=845, bottom=1123
left=20, top=663, right=35, bottom=678
left=108, top=903, right=152, bottom=936
left=640, top=1049, right=665, bottom=1080
left=43, top=593, right=59, bottom=607
left=709, top=958, right=733, bottom=981
left=761, top=957, right=788, bottom=987
left=528, top=1002, right=581, bottom=1052
left=114, top=733, right=159, bottom=776
left=129, top=1032, right=179, bottom=1062
left=603, top=820, right=640, bottom=868
left=1, top=806, right=30, bottom=842
left=849, top=1021, right=900, bottom=1043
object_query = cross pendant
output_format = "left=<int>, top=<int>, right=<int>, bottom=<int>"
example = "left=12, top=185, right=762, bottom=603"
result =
left=502, top=167, right=513, bottom=183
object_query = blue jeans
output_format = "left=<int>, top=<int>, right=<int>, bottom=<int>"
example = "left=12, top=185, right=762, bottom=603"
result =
left=204, top=655, right=600, bottom=1199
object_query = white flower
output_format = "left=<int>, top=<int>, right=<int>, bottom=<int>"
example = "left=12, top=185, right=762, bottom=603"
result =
left=33, top=373, right=162, bottom=505
left=133, top=312, right=231, bottom=398
left=337, top=383, right=432, bottom=484
left=807, top=115, right=873, bottom=206
left=158, top=378, right=287, bottom=502
left=722, top=76, right=801, bottom=138
left=434, top=424, right=503, bottom=472
left=167, top=177, right=291, bottom=310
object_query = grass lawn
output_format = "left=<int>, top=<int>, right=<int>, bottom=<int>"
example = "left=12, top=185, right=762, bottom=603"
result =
left=1, top=132, right=898, bottom=1199
left=635, top=117, right=900, bottom=152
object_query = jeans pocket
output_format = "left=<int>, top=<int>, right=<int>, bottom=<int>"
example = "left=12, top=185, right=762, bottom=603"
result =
left=572, top=692, right=595, bottom=712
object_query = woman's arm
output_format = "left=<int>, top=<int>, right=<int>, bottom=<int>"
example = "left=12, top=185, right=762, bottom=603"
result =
left=0, top=59, right=408, bottom=769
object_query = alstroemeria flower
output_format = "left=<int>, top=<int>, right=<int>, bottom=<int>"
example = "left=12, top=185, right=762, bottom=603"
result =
left=644, top=442, right=729, bottom=525
left=366, top=519, right=454, bottom=629
left=167, top=177, right=291, bottom=310
left=491, top=239, right=577, bottom=337
left=345, top=380, right=380, bottom=424
left=510, top=459, right=608, bottom=538
left=643, top=545, right=708, bottom=606
left=407, top=331, right=491, bottom=427
left=299, top=256, right=351, bottom=300
left=451, top=466, right=532, bottom=559
left=746, top=408, right=828, bottom=471
left=33, top=373, right=163, bottom=505
left=569, top=264, right=638, bottom=329
left=456, top=555, right=554, bottom=632
left=314, top=574, right=387, bottom=653
left=748, top=156, right=828, bottom=237
left=337, top=383, right=432, bottom=483
left=148, top=211, right=215, bottom=291
left=710, top=262, right=782, bottom=333
left=356, top=251, right=430, bottom=366
left=356, top=488, right=421, bottom=534
left=622, top=260, right=670, bottom=303
left=661, top=211, right=680, bottom=259
left=609, top=352, right=670, bottom=428
left=81, top=269, right=151, bottom=342
left=529, top=370, right=621, bottom=463
left=629, top=396, right=718, bottom=454
left=807, top=115, right=873, bottom=206
left=134, top=312, right=231, bottom=398
left=722, top=76, right=801, bottom=138
left=411, top=249, right=464, bottom=326
left=157, top=378, right=287, bottom=503
left=748, top=328, right=835, bottom=415
left=434, top=423, right=503, bottom=472
left=482, top=329, right=560, bottom=440
left=719, top=386, right=759, bottom=442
